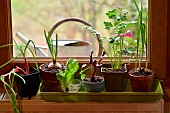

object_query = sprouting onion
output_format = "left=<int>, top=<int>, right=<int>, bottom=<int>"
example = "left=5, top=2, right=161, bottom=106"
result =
left=44, top=30, right=62, bottom=69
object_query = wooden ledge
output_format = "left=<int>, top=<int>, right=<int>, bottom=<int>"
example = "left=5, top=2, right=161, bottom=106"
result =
left=0, top=94, right=164, bottom=113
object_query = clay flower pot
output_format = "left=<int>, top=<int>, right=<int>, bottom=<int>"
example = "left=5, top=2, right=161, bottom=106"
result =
left=39, top=63, right=64, bottom=92
left=101, top=64, right=127, bottom=92
left=129, top=68, right=154, bottom=92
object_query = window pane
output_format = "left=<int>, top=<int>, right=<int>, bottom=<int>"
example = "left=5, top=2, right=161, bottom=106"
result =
left=12, top=0, right=148, bottom=57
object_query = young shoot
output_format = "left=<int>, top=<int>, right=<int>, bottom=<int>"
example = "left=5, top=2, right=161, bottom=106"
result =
left=80, top=51, right=105, bottom=82
left=44, top=30, right=62, bottom=69
left=0, top=69, right=25, bottom=113
left=0, top=39, right=39, bottom=75
left=133, top=0, right=148, bottom=71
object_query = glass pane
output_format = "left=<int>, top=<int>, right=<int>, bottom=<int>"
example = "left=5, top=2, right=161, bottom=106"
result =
left=12, top=0, right=148, bottom=57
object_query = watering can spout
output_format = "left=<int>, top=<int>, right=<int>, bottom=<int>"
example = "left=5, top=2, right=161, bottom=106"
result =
left=15, top=32, right=48, bottom=57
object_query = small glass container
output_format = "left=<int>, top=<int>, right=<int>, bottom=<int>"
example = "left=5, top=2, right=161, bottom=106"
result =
left=68, top=79, right=81, bottom=93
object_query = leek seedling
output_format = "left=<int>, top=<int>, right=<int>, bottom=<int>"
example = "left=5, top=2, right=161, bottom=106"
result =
left=44, top=30, right=62, bottom=69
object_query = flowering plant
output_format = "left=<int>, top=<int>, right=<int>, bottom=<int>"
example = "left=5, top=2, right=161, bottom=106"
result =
left=85, top=7, right=136, bottom=71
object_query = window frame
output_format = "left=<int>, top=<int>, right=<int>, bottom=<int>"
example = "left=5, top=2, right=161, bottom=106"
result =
left=0, top=0, right=168, bottom=79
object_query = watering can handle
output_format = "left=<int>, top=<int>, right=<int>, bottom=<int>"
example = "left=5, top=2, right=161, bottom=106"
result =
left=49, top=17, right=103, bottom=56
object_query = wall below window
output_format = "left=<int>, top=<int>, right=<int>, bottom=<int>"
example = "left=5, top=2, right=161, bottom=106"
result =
left=0, top=98, right=164, bottom=113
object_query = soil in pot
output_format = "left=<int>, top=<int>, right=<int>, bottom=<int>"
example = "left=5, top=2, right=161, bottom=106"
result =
left=129, top=67, right=154, bottom=92
left=15, top=67, right=40, bottom=98
left=39, top=63, right=65, bottom=92
left=82, top=75, right=105, bottom=92
left=101, top=64, right=127, bottom=92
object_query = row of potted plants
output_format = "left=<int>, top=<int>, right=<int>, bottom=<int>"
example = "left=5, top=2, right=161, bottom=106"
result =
left=0, top=0, right=154, bottom=112
left=82, top=0, right=154, bottom=92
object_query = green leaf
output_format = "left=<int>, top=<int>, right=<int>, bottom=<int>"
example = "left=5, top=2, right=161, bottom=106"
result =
left=124, top=37, right=136, bottom=46
left=81, top=74, right=86, bottom=80
left=54, top=33, right=58, bottom=60
left=106, top=9, right=117, bottom=19
left=66, top=58, right=79, bottom=72
left=126, top=47, right=136, bottom=53
left=56, top=70, right=65, bottom=81
left=104, top=21, right=113, bottom=30
left=56, top=58, right=79, bottom=90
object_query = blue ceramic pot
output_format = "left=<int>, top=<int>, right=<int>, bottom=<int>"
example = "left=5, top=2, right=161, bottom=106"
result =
left=82, top=76, right=105, bottom=92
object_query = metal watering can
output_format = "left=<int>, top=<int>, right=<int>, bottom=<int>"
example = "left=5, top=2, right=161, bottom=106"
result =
left=16, top=18, right=102, bottom=57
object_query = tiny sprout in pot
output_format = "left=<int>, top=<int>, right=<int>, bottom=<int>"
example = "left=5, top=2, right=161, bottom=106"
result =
left=44, top=29, right=62, bottom=69
left=80, top=51, right=105, bottom=92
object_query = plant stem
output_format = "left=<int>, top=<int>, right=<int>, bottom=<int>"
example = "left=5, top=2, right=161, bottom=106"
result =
left=24, top=57, right=29, bottom=75
left=91, top=60, right=97, bottom=82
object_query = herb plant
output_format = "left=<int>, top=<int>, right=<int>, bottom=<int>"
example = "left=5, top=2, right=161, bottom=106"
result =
left=56, top=58, right=79, bottom=92
left=44, top=30, right=62, bottom=69
left=85, top=7, right=136, bottom=71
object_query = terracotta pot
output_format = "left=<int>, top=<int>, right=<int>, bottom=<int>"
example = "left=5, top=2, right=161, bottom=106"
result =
left=82, top=76, right=105, bottom=92
left=39, top=63, right=63, bottom=92
left=101, top=64, right=127, bottom=92
left=15, top=67, right=40, bottom=97
left=129, top=69, right=154, bottom=92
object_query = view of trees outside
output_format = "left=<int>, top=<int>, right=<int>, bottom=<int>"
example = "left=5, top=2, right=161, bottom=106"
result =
left=12, top=0, right=148, bottom=57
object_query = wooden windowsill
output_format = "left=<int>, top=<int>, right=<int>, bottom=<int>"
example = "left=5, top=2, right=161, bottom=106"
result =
left=0, top=95, right=164, bottom=113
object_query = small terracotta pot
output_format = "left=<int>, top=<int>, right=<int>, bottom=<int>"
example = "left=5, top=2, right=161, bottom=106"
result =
left=129, top=69, right=154, bottom=92
left=101, top=64, right=127, bottom=92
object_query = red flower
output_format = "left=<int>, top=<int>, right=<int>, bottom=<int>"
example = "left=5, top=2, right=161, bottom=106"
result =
left=124, top=32, right=132, bottom=37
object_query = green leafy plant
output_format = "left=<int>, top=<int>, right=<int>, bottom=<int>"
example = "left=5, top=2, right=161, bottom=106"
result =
left=56, top=58, right=79, bottom=92
left=44, top=30, right=62, bottom=69
left=85, top=7, right=136, bottom=71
